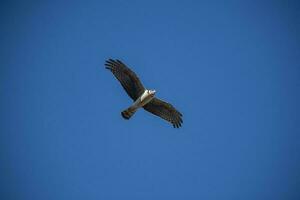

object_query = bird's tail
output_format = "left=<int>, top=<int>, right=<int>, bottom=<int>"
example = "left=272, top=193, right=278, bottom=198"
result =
left=121, top=106, right=137, bottom=120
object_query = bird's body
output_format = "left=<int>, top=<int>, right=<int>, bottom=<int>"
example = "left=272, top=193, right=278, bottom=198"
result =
left=121, top=89, right=156, bottom=119
left=105, top=59, right=183, bottom=128
left=136, top=89, right=156, bottom=107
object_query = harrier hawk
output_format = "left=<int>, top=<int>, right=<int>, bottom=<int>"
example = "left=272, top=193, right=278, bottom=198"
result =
left=105, top=59, right=183, bottom=128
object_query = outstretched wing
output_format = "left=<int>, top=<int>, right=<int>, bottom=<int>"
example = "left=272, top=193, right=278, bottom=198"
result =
left=143, top=98, right=183, bottom=128
left=105, top=59, right=145, bottom=100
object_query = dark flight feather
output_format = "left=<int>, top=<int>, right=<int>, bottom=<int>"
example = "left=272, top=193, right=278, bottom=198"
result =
left=105, top=59, right=145, bottom=100
left=143, top=98, right=183, bottom=128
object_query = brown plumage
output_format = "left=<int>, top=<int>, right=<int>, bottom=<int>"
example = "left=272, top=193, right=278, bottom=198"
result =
left=105, top=59, right=145, bottom=100
left=105, top=59, right=183, bottom=128
left=143, top=98, right=183, bottom=128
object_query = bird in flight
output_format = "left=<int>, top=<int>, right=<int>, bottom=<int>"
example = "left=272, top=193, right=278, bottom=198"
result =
left=105, top=59, right=183, bottom=128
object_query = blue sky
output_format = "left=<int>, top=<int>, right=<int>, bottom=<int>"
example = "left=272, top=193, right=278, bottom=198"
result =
left=1, top=1, right=300, bottom=199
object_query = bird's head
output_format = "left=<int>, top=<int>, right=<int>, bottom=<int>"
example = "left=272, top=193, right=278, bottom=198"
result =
left=148, top=89, right=156, bottom=96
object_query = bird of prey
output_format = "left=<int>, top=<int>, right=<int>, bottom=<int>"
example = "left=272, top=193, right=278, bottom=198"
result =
left=105, top=59, right=183, bottom=128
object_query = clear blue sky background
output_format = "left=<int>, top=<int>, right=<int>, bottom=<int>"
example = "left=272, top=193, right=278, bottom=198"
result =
left=1, top=1, right=300, bottom=199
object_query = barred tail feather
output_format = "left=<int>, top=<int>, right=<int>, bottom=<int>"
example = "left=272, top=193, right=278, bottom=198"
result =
left=121, top=107, right=136, bottom=120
